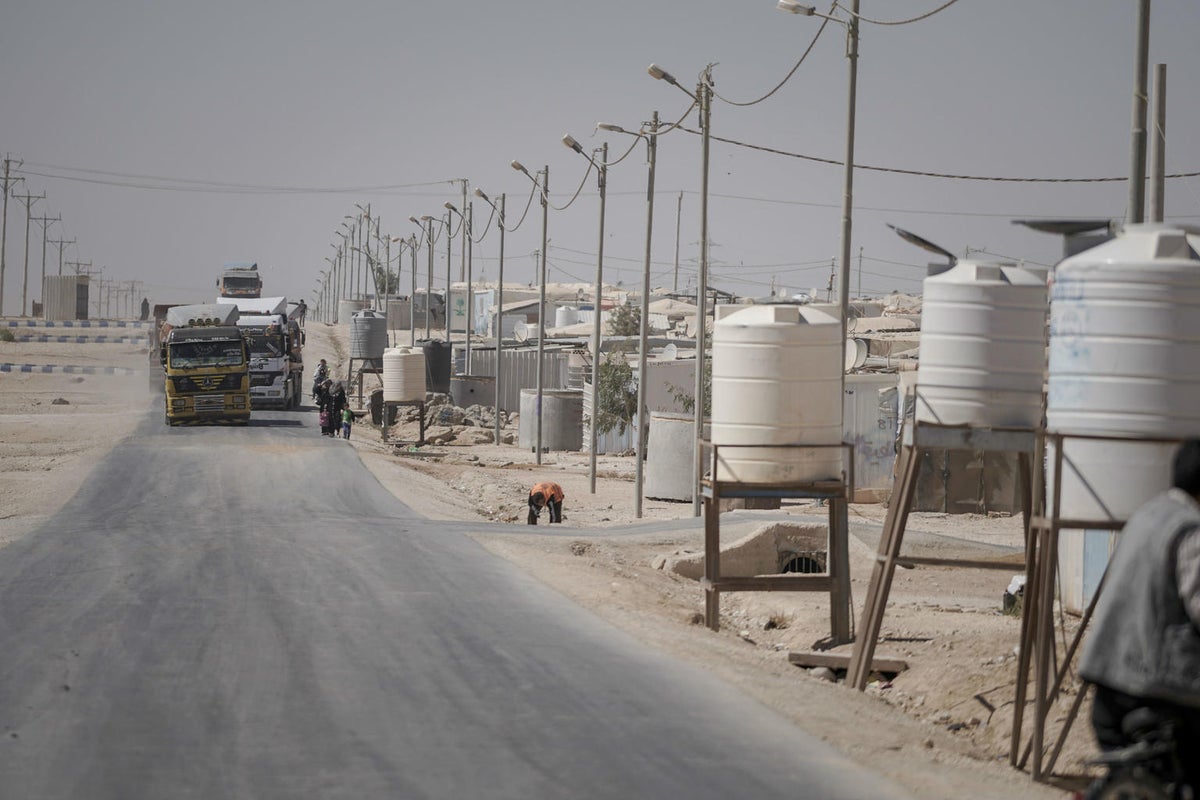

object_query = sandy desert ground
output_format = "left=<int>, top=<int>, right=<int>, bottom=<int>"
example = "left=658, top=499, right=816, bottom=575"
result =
left=0, top=321, right=1092, bottom=799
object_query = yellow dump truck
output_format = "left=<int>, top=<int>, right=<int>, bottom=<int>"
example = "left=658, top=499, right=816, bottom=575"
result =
left=160, top=303, right=251, bottom=426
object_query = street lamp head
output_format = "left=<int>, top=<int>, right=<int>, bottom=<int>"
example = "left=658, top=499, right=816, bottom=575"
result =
left=420, top=215, right=434, bottom=222
left=776, top=0, right=817, bottom=14
left=647, top=63, right=677, bottom=86
left=473, top=187, right=489, bottom=202
left=444, top=201, right=459, bottom=214
left=409, top=216, right=421, bottom=225
left=511, top=160, right=529, bottom=176
left=562, top=134, right=582, bottom=154
left=596, top=122, right=627, bottom=134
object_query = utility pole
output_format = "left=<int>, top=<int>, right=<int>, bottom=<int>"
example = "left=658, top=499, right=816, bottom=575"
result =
left=673, top=191, right=682, bottom=294
left=857, top=246, right=864, bottom=300
left=14, top=191, right=43, bottom=316
left=33, top=213, right=60, bottom=310
left=0, top=157, right=24, bottom=317
left=50, top=237, right=75, bottom=277
left=1127, top=0, right=1151, bottom=225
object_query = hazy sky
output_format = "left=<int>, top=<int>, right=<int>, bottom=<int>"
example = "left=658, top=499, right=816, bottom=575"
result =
left=1, top=0, right=1198, bottom=317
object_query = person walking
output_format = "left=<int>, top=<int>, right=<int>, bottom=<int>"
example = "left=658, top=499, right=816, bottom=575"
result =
left=330, top=383, right=348, bottom=439
left=316, top=379, right=336, bottom=436
left=527, top=481, right=565, bottom=525
left=341, top=406, right=353, bottom=440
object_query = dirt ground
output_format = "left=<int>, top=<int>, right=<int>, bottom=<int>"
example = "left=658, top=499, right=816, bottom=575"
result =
left=0, top=321, right=1092, bottom=799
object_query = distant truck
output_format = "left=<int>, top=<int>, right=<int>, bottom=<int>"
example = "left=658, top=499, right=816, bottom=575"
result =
left=159, top=303, right=251, bottom=426
left=220, top=296, right=305, bottom=409
left=217, top=262, right=262, bottom=299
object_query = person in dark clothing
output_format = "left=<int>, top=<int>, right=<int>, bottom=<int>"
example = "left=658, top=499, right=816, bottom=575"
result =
left=139, top=298, right=150, bottom=321
left=1079, top=438, right=1200, bottom=793
left=329, top=383, right=348, bottom=438
left=316, top=379, right=336, bottom=436
left=527, top=481, right=564, bottom=525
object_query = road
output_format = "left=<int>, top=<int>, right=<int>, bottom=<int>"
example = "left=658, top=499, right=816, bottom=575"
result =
left=0, top=408, right=906, bottom=799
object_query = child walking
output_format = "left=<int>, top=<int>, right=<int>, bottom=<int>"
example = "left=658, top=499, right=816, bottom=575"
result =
left=341, top=407, right=353, bottom=440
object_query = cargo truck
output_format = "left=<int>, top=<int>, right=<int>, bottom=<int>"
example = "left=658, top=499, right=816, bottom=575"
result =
left=217, top=262, right=262, bottom=299
left=160, top=303, right=252, bottom=426
left=220, top=296, right=305, bottom=409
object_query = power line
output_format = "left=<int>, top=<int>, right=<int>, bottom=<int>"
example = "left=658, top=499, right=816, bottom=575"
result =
left=677, top=126, right=1200, bottom=184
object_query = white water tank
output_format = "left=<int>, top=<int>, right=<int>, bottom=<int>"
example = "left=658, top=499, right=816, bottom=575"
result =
left=915, top=259, right=1048, bottom=428
left=1048, top=224, right=1200, bottom=613
left=1048, top=224, right=1200, bottom=521
left=711, top=304, right=843, bottom=483
left=555, top=306, right=580, bottom=328
left=382, top=347, right=426, bottom=403
left=351, top=309, right=388, bottom=364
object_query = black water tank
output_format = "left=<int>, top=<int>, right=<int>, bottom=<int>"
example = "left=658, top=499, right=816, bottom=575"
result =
left=419, top=338, right=451, bottom=394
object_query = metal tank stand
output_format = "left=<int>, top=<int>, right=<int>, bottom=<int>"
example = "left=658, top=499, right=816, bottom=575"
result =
left=845, top=422, right=1038, bottom=691
left=1010, top=431, right=1186, bottom=782
left=346, top=357, right=383, bottom=411
left=381, top=400, right=426, bottom=447
left=700, top=441, right=855, bottom=644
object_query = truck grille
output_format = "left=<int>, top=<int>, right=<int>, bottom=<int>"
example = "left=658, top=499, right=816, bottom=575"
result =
left=193, top=394, right=227, bottom=412
left=172, top=373, right=243, bottom=393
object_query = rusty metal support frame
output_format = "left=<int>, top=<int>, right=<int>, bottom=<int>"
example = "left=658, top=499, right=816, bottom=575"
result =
left=846, top=422, right=1040, bottom=691
left=700, top=440, right=855, bottom=644
left=1010, top=429, right=1190, bottom=782
left=346, top=357, right=383, bottom=410
left=380, top=400, right=426, bottom=446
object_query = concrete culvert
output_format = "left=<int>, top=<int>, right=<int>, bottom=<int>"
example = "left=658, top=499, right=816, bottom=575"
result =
left=779, top=551, right=826, bottom=574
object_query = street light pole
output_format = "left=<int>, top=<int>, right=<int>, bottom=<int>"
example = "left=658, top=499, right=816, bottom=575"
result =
left=513, top=161, right=550, bottom=465
left=600, top=114, right=660, bottom=518
left=779, top=0, right=859, bottom=391
left=648, top=63, right=710, bottom=516
left=474, top=188, right=506, bottom=447
left=410, top=216, right=434, bottom=340
left=564, top=135, right=607, bottom=493
left=408, top=235, right=418, bottom=345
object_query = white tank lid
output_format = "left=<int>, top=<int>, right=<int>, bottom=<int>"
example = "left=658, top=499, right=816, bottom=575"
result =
left=1057, top=223, right=1200, bottom=267
left=924, top=258, right=1045, bottom=287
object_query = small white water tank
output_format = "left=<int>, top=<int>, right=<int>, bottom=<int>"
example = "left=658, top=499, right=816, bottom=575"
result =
left=555, top=306, right=580, bottom=328
left=382, top=347, right=426, bottom=403
left=351, top=309, right=389, bottom=362
left=915, top=259, right=1048, bottom=428
left=711, top=304, right=843, bottom=483
left=1048, top=223, right=1200, bottom=521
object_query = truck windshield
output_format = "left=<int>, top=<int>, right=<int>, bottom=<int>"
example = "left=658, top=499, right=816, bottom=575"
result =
left=169, top=341, right=246, bottom=368
left=221, top=277, right=260, bottom=295
left=246, top=333, right=284, bottom=358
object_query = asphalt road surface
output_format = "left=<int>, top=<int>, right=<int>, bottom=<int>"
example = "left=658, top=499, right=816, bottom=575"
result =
left=0, top=408, right=907, bottom=799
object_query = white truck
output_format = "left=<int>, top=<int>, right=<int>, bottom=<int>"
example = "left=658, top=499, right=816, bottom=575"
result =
left=219, top=296, right=305, bottom=409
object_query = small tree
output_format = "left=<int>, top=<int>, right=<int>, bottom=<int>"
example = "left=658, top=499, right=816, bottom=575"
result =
left=606, top=300, right=640, bottom=337
left=667, top=331, right=712, bottom=417
left=593, top=352, right=638, bottom=436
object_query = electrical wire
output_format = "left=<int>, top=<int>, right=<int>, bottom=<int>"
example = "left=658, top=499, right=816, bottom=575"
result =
left=602, top=136, right=643, bottom=169
left=503, top=178, right=540, bottom=233
left=472, top=202, right=496, bottom=244
left=677, top=126, right=1200, bottom=183
left=836, top=0, right=962, bottom=26
left=15, top=161, right=463, bottom=195
left=710, top=5, right=833, bottom=108
left=549, top=160, right=596, bottom=212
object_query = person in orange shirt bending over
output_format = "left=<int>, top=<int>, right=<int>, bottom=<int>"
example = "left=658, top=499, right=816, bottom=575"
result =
left=528, top=481, right=564, bottom=525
